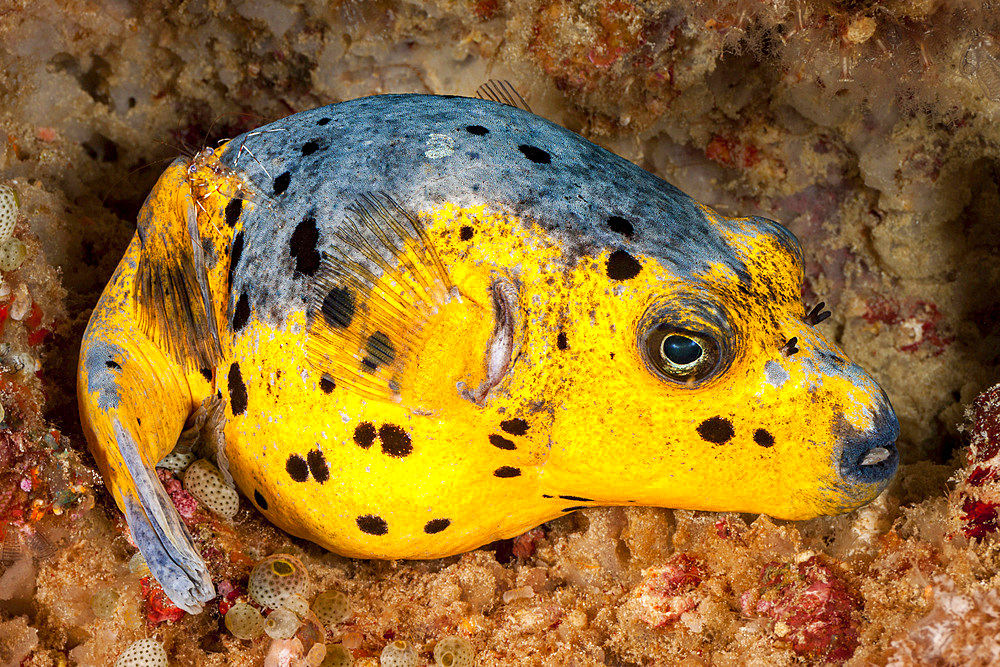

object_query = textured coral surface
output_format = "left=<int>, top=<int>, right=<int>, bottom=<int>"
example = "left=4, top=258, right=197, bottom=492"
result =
left=2, top=0, right=1000, bottom=665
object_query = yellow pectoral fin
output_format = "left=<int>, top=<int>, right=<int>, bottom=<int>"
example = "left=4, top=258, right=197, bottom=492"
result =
left=305, top=192, right=456, bottom=403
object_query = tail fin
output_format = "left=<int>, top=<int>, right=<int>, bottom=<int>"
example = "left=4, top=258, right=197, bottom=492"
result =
left=114, top=419, right=214, bottom=613
left=79, top=228, right=217, bottom=613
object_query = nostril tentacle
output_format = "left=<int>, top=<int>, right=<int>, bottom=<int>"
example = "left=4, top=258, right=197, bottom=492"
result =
left=779, top=337, right=799, bottom=358
left=806, top=301, right=832, bottom=325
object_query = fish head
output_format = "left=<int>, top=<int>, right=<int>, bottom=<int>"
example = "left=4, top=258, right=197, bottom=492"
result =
left=544, top=207, right=898, bottom=520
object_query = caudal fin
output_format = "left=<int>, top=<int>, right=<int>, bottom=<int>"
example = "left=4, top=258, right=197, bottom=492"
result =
left=114, top=419, right=215, bottom=613
left=79, top=272, right=216, bottom=613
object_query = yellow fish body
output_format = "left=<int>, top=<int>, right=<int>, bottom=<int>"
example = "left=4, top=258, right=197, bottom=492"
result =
left=77, top=94, right=898, bottom=612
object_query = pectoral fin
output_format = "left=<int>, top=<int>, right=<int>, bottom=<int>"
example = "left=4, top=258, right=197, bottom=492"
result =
left=305, top=192, right=455, bottom=402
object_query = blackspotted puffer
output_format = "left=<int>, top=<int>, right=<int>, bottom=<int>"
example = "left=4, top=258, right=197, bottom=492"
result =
left=77, top=94, right=899, bottom=613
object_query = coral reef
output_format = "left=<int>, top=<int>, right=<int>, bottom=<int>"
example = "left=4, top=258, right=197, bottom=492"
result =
left=0, top=0, right=999, bottom=665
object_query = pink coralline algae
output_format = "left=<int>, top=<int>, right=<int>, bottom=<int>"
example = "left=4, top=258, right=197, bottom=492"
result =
left=740, top=556, right=859, bottom=664
left=156, top=467, right=199, bottom=521
left=630, top=553, right=706, bottom=628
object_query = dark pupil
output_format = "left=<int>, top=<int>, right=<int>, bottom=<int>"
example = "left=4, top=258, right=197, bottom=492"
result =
left=663, top=335, right=701, bottom=365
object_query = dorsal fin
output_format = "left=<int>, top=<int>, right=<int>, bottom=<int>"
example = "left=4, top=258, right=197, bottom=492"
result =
left=475, top=80, right=532, bottom=113
left=133, top=167, right=222, bottom=370
left=306, top=193, right=455, bottom=402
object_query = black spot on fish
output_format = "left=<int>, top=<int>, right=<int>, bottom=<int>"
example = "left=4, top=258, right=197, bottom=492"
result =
left=321, top=287, right=355, bottom=328
left=228, top=231, right=244, bottom=290
left=307, top=449, right=330, bottom=483
left=697, top=416, right=734, bottom=444
left=199, top=368, right=213, bottom=382
left=357, top=514, right=388, bottom=535
left=362, top=332, right=395, bottom=372
left=557, top=331, right=568, bottom=350
left=105, top=360, right=121, bottom=370
left=286, top=455, right=309, bottom=482
left=233, top=292, right=250, bottom=331
left=301, top=140, right=319, bottom=155
left=224, top=198, right=243, bottom=228
left=253, top=490, right=268, bottom=510
left=489, top=434, right=517, bottom=451
left=460, top=225, right=474, bottom=240
left=500, top=418, right=529, bottom=436
left=354, top=421, right=376, bottom=449
left=754, top=428, right=775, bottom=448
left=494, top=466, right=521, bottom=478
left=518, top=144, right=551, bottom=164
left=228, top=362, right=248, bottom=416
left=379, top=424, right=412, bottom=458
left=606, top=250, right=642, bottom=281
left=319, top=374, right=335, bottom=394
left=424, top=518, right=451, bottom=534
left=317, top=117, right=330, bottom=125
left=559, top=495, right=593, bottom=502
left=542, top=494, right=554, bottom=498
left=562, top=506, right=589, bottom=512
left=289, top=217, right=320, bottom=277
left=607, top=215, right=634, bottom=238
left=273, top=171, right=291, bottom=195
left=466, top=125, right=489, bottom=135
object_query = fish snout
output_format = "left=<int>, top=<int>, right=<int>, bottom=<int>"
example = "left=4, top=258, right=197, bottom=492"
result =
left=837, top=403, right=899, bottom=489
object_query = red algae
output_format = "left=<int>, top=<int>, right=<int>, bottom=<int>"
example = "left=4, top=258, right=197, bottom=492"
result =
left=954, top=384, right=1000, bottom=539
left=140, top=575, right=186, bottom=626
left=628, top=554, right=706, bottom=628
left=740, top=556, right=860, bottom=664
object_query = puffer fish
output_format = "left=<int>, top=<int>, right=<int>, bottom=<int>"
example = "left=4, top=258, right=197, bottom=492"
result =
left=77, top=92, right=899, bottom=613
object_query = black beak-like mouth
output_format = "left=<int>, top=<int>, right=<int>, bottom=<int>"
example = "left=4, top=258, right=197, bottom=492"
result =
left=838, top=407, right=900, bottom=487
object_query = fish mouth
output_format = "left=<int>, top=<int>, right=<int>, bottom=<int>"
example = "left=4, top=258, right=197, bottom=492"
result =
left=459, top=275, right=520, bottom=405
left=837, top=407, right=900, bottom=487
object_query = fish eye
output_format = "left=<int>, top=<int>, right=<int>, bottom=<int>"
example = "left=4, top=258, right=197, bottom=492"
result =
left=661, top=334, right=703, bottom=367
left=642, top=324, right=720, bottom=384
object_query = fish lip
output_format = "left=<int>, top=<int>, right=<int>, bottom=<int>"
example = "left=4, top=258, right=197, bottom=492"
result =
left=837, top=408, right=900, bottom=487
